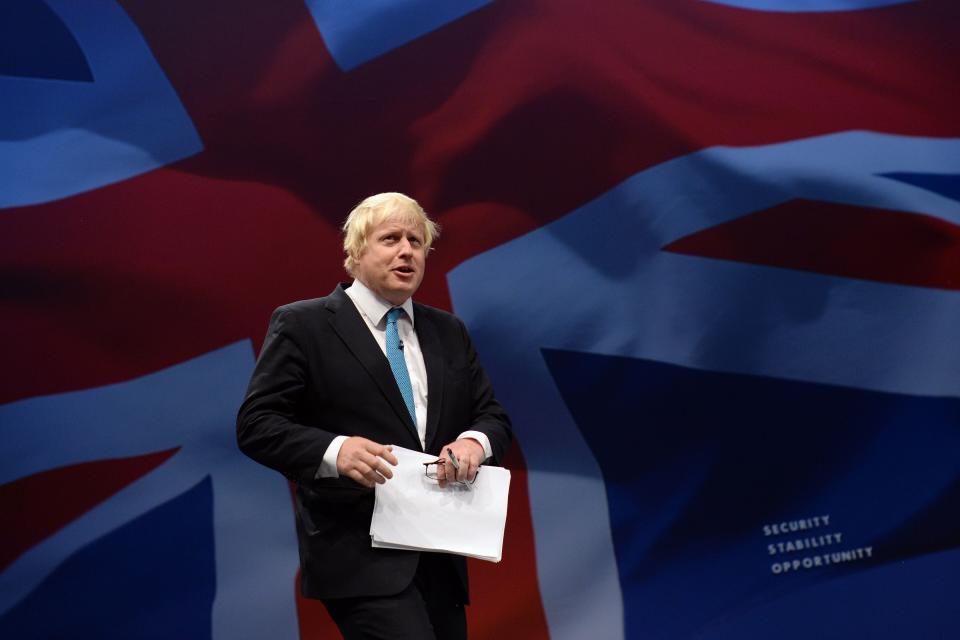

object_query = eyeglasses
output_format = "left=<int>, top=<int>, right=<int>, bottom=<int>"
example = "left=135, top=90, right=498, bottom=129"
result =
left=423, top=459, right=479, bottom=486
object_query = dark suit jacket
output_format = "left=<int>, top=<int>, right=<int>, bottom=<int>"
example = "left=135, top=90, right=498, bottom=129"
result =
left=236, top=283, right=512, bottom=601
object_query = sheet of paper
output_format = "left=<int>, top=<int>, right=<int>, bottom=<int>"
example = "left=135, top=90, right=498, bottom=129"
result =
left=370, top=445, right=510, bottom=562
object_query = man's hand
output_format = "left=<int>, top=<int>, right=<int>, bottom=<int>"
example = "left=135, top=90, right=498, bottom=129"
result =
left=436, top=438, right=485, bottom=487
left=336, top=437, right=399, bottom=488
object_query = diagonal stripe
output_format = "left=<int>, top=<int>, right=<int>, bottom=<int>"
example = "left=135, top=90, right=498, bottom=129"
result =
left=0, top=448, right=178, bottom=572
left=0, top=0, right=93, bottom=81
left=450, top=131, right=960, bottom=640
left=881, top=172, right=960, bottom=204
left=304, top=0, right=492, bottom=70
left=664, top=199, right=960, bottom=290
left=0, top=0, right=202, bottom=208
left=0, top=477, right=217, bottom=639
left=0, top=342, right=298, bottom=640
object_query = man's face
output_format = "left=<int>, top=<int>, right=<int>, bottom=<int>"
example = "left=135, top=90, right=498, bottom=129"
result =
left=353, top=216, right=426, bottom=305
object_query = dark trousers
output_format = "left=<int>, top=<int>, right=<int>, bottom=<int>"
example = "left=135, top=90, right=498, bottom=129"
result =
left=322, top=554, right=467, bottom=640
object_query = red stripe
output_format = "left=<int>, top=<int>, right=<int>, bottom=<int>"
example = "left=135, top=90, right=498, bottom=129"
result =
left=665, top=199, right=960, bottom=289
left=467, top=444, right=550, bottom=639
left=0, top=448, right=179, bottom=571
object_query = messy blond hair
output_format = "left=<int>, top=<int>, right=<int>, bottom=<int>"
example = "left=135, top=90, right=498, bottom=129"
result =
left=342, top=192, right=440, bottom=275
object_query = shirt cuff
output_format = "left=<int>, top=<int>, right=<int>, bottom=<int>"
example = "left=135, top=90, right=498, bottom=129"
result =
left=457, top=430, right=492, bottom=462
left=316, top=435, right=349, bottom=479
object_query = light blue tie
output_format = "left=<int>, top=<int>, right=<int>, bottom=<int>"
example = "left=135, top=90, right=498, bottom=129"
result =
left=386, top=307, right=416, bottom=424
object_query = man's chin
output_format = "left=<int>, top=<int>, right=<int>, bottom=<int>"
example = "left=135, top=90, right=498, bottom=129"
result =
left=384, top=281, right=420, bottom=303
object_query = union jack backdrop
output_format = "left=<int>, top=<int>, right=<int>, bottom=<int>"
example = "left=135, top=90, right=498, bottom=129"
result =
left=2, top=1, right=959, bottom=638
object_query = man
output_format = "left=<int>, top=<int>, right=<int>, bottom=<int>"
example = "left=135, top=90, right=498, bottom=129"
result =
left=237, top=192, right=512, bottom=639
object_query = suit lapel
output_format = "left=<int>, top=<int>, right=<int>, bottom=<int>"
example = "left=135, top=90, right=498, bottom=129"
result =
left=326, top=285, right=421, bottom=448
left=415, top=306, right=445, bottom=453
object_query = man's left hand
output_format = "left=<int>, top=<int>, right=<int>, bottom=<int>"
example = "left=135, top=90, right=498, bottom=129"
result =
left=436, top=438, right=484, bottom=487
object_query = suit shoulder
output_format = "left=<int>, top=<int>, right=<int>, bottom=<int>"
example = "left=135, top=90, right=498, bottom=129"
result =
left=268, top=296, right=338, bottom=332
left=413, top=302, right=465, bottom=329
left=274, top=297, right=329, bottom=316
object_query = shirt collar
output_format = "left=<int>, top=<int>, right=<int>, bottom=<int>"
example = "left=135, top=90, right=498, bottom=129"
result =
left=345, top=279, right=415, bottom=328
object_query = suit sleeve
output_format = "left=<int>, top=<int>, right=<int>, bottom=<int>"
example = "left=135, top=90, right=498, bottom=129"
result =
left=236, top=307, right=334, bottom=484
left=459, top=317, right=513, bottom=466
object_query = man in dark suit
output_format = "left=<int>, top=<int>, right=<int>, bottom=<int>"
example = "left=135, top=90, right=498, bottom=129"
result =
left=237, top=192, right=512, bottom=640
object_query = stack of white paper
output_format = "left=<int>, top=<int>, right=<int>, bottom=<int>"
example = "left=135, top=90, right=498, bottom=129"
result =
left=370, top=445, right=511, bottom=562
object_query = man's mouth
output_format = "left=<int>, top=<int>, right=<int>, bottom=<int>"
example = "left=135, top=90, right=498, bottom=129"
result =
left=393, top=266, right=415, bottom=275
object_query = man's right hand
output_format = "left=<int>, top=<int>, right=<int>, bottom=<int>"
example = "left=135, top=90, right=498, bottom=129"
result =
left=336, top=437, right=399, bottom=488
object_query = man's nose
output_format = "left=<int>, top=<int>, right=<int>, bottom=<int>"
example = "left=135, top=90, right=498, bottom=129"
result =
left=397, top=238, right=413, bottom=255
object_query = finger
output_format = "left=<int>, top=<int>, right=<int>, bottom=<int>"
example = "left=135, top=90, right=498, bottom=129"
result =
left=381, top=446, right=399, bottom=466
left=369, top=446, right=397, bottom=468
left=358, top=450, right=384, bottom=471
left=348, top=469, right=374, bottom=488
left=361, top=441, right=384, bottom=457
left=470, top=451, right=483, bottom=481
left=351, top=443, right=373, bottom=464
left=445, top=448, right=465, bottom=482
left=371, top=458, right=393, bottom=480
left=359, top=460, right=389, bottom=485
left=364, top=442, right=398, bottom=467
left=353, top=459, right=384, bottom=484
left=352, top=459, right=373, bottom=477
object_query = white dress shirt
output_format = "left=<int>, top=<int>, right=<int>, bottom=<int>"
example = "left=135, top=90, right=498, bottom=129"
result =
left=317, top=280, right=491, bottom=478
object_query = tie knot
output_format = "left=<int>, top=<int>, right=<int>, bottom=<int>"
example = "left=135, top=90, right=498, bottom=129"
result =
left=386, top=307, right=403, bottom=325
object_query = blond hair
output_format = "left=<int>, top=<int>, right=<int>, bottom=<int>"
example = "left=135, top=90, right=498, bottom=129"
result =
left=342, top=192, right=440, bottom=275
